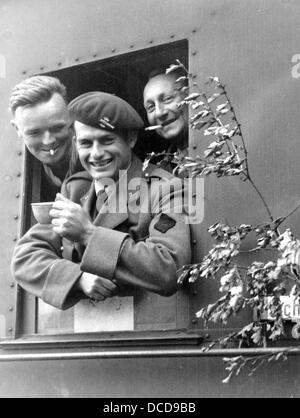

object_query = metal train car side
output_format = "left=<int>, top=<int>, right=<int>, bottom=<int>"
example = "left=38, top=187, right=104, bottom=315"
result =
left=0, top=0, right=300, bottom=397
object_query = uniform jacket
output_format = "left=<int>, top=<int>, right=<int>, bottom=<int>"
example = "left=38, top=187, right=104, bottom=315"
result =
left=11, top=155, right=191, bottom=310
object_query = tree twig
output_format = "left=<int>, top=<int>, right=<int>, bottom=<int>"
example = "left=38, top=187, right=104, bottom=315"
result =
left=281, top=201, right=300, bottom=224
left=247, top=175, right=274, bottom=222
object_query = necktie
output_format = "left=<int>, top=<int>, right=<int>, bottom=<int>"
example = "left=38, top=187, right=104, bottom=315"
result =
left=96, top=189, right=108, bottom=213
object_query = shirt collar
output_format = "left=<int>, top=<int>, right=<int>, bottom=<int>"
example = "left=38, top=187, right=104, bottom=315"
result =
left=43, top=164, right=62, bottom=188
left=94, top=159, right=132, bottom=196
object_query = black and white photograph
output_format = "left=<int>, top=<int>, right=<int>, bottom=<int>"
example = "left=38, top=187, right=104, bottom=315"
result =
left=0, top=0, right=299, bottom=399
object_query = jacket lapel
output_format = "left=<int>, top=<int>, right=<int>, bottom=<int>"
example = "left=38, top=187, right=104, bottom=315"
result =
left=93, top=155, right=143, bottom=230
left=80, top=182, right=96, bottom=218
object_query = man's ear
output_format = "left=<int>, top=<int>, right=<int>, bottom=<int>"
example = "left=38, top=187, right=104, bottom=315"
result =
left=128, top=131, right=138, bottom=149
left=10, top=119, right=22, bottom=139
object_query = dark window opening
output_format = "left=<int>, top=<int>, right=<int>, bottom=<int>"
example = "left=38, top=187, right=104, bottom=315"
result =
left=47, top=39, right=188, bottom=160
left=23, top=40, right=188, bottom=226
left=19, top=40, right=190, bottom=336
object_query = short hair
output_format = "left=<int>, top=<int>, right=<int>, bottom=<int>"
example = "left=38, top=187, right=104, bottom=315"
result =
left=147, top=66, right=187, bottom=82
left=146, top=67, right=188, bottom=93
left=9, top=75, right=67, bottom=115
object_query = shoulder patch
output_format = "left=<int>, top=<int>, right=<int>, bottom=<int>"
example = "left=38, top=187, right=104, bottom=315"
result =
left=154, top=213, right=176, bottom=233
left=147, top=164, right=174, bottom=180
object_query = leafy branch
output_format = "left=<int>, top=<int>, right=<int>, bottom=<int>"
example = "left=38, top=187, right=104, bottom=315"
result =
left=146, top=60, right=300, bottom=382
left=222, top=350, right=289, bottom=384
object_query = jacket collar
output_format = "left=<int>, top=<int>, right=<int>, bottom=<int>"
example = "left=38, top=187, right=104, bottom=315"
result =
left=80, top=154, right=143, bottom=229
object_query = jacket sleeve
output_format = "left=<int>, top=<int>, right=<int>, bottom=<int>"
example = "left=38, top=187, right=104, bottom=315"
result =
left=11, top=178, right=93, bottom=310
left=11, top=224, right=83, bottom=310
left=11, top=167, right=86, bottom=313
left=80, top=177, right=191, bottom=296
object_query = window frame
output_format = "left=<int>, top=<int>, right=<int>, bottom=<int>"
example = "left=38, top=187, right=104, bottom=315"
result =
left=7, top=38, right=299, bottom=353
left=13, top=39, right=195, bottom=341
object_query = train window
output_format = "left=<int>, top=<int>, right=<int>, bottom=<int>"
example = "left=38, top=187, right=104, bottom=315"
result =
left=17, top=40, right=191, bottom=336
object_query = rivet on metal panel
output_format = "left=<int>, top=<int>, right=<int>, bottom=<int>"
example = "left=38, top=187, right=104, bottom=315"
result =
left=16, top=172, right=21, bottom=177
left=22, top=71, right=27, bottom=75
left=192, top=318, right=198, bottom=325
left=10, top=283, right=15, bottom=288
left=193, top=290, right=198, bottom=296
left=170, top=34, right=175, bottom=39
left=17, top=151, right=22, bottom=156
left=8, top=327, right=13, bottom=332
left=111, top=49, right=116, bottom=53
left=93, top=54, right=97, bottom=58
left=192, top=240, right=197, bottom=245
left=130, top=45, right=134, bottom=49
left=15, top=193, right=20, bottom=198
left=14, top=215, right=18, bottom=220
left=192, top=51, right=197, bottom=56
left=75, top=58, right=80, bottom=62
left=149, top=40, right=154, bottom=44
left=13, top=237, right=17, bottom=242
left=8, top=306, right=13, bottom=312
left=57, top=62, right=62, bottom=67
left=192, top=193, right=196, bottom=198
left=192, top=145, right=197, bottom=150
left=192, top=29, right=197, bottom=34
left=40, top=67, right=45, bottom=71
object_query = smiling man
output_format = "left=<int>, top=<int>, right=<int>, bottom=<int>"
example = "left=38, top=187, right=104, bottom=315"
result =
left=143, top=70, right=189, bottom=157
left=11, top=92, right=191, bottom=309
left=9, top=76, right=81, bottom=198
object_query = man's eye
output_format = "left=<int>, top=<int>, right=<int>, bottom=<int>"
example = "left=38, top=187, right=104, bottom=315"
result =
left=78, top=140, right=91, bottom=147
left=163, top=96, right=174, bottom=103
left=102, top=137, right=115, bottom=145
left=146, top=104, right=155, bottom=113
left=50, top=125, right=66, bottom=134
left=27, top=131, right=41, bottom=137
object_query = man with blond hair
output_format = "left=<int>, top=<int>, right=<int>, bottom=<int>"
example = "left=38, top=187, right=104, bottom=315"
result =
left=9, top=75, right=81, bottom=198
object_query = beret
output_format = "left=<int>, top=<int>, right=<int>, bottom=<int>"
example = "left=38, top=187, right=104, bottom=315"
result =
left=68, top=91, right=144, bottom=131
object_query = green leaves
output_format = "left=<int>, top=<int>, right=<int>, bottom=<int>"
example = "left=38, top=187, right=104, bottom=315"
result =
left=222, top=350, right=288, bottom=384
left=208, top=222, right=252, bottom=242
left=203, top=140, right=226, bottom=158
left=254, top=218, right=283, bottom=249
left=145, top=60, right=300, bottom=382
left=161, top=63, right=250, bottom=183
left=178, top=222, right=300, bottom=356
left=183, top=92, right=202, bottom=102
left=189, top=81, right=247, bottom=178
left=196, top=294, right=236, bottom=325
left=165, top=60, right=185, bottom=75
left=277, top=229, right=300, bottom=281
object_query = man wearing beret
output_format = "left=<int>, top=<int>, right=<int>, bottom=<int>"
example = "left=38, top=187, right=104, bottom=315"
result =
left=11, top=92, right=191, bottom=310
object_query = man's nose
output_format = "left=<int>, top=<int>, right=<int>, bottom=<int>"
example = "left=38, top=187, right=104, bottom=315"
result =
left=155, top=103, right=168, bottom=120
left=91, top=142, right=104, bottom=159
left=42, top=130, right=56, bottom=145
